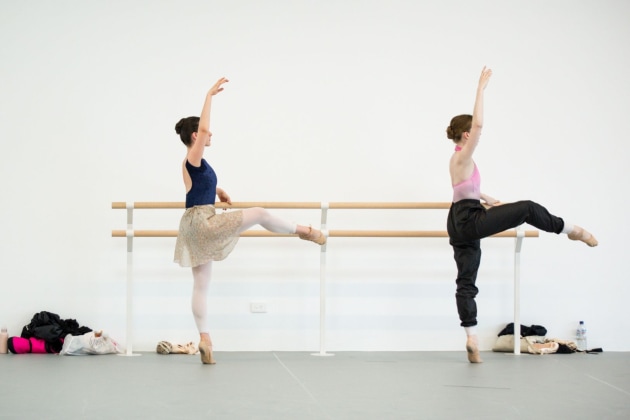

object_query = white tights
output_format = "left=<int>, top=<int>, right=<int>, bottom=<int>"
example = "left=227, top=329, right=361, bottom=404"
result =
left=191, top=261, right=213, bottom=333
left=237, top=207, right=297, bottom=234
left=191, top=207, right=297, bottom=333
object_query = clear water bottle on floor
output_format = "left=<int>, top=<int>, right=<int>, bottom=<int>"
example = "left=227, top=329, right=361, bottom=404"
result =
left=576, top=320, right=587, bottom=351
left=0, top=327, right=8, bottom=354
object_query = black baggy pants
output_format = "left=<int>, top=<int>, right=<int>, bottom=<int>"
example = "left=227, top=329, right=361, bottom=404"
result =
left=446, top=199, right=565, bottom=327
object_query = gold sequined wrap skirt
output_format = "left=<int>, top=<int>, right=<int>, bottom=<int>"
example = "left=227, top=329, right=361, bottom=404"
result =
left=174, top=205, right=243, bottom=267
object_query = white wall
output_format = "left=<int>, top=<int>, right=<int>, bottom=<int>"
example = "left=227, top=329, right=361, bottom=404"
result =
left=1, top=0, right=628, bottom=352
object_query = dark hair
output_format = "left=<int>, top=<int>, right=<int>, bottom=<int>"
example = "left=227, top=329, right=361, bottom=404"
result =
left=446, top=114, right=472, bottom=143
left=175, top=116, right=200, bottom=147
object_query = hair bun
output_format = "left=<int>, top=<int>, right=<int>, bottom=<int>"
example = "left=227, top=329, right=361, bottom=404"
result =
left=446, top=126, right=454, bottom=140
left=175, top=118, right=185, bottom=135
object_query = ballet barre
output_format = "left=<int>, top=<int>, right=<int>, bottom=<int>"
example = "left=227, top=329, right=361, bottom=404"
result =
left=111, top=230, right=537, bottom=238
left=112, top=201, right=539, bottom=356
left=111, top=201, right=454, bottom=210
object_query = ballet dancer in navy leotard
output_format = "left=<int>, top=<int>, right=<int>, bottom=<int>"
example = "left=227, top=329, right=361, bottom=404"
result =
left=174, top=77, right=326, bottom=364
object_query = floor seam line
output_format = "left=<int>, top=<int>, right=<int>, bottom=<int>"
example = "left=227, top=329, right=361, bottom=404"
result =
left=586, top=374, right=630, bottom=397
left=272, top=352, right=333, bottom=419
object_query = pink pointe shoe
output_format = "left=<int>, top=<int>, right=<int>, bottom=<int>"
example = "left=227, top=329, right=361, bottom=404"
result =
left=466, top=337, right=483, bottom=364
left=568, top=226, right=598, bottom=247
left=198, top=341, right=216, bottom=365
left=299, top=226, right=326, bottom=245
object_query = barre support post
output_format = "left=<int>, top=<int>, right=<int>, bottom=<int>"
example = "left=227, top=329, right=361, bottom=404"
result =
left=313, top=202, right=333, bottom=356
left=120, top=203, right=140, bottom=357
left=513, top=227, right=525, bottom=355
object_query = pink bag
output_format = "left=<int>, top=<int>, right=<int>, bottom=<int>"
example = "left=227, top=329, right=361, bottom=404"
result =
left=7, top=336, right=53, bottom=354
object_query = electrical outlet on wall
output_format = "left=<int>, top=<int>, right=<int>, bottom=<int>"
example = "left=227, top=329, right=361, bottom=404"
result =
left=250, top=302, right=267, bottom=313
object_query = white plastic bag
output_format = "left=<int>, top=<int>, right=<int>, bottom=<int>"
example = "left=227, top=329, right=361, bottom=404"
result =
left=60, top=331, right=124, bottom=355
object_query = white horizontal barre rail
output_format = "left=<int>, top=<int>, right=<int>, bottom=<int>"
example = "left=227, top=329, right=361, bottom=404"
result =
left=112, top=201, right=537, bottom=356
left=112, top=201, right=453, bottom=210
left=112, top=229, right=538, bottom=238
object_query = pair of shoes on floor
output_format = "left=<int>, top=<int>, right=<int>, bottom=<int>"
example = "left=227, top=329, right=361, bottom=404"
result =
left=156, top=341, right=198, bottom=355
left=198, top=341, right=216, bottom=364
left=299, top=226, right=326, bottom=245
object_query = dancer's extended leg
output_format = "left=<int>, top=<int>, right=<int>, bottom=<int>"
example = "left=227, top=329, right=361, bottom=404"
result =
left=477, top=200, right=564, bottom=236
left=238, top=207, right=325, bottom=244
left=478, top=200, right=597, bottom=247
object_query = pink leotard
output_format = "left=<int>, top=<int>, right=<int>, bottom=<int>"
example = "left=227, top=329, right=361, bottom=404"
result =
left=452, top=146, right=481, bottom=202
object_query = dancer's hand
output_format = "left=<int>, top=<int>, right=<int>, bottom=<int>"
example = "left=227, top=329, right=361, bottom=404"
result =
left=209, top=77, right=229, bottom=96
left=216, top=188, right=232, bottom=205
left=481, top=193, right=500, bottom=206
left=478, top=66, right=492, bottom=91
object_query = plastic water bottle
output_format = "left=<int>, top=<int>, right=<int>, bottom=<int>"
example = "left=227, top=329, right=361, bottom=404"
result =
left=0, top=327, right=8, bottom=354
left=576, top=320, right=587, bottom=351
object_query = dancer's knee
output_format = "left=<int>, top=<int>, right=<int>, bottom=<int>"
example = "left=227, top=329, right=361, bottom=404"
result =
left=252, top=207, right=270, bottom=221
left=455, top=282, right=478, bottom=298
left=240, top=207, right=268, bottom=230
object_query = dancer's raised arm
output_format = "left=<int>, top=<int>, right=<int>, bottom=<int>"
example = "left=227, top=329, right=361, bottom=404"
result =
left=459, top=66, right=492, bottom=160
left=187, top=77, right=229, bottom=166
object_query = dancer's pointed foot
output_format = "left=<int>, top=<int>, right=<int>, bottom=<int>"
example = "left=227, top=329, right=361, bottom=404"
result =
left=466, top=336, right=483, bottom=363
left=299, top=226, right=326, bottom=245
left=199, top=340, right=216, bottom=364
left=568, top=226, right=598, bottom=247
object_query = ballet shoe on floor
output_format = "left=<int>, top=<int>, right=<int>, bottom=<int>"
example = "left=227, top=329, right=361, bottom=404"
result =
left=199, top=341, right=216, bottom=365
left=466, top=338, right=483, bottom=364
left=176, top=342, right=198, bottom=355
left=156, top=341, right=173, bottom=355
left=298, top=226, right=326, bottom=245
left=530, top=341, right=560, bottom=354
left=568, top=226, right=598, bottom=247
left=156, top=341, right=198, bottom=355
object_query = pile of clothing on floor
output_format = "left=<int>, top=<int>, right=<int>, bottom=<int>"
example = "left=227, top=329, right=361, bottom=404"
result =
left=492, top=322, right=577, bottom=354
left=7, top=310, right=123, bottom=355
left=492, top=322, right=602, bottom=354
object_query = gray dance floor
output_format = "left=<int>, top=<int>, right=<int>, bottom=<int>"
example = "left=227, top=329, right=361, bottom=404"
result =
left=0, top=351, right=628, bottom=419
